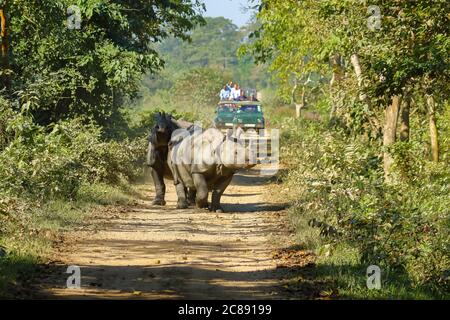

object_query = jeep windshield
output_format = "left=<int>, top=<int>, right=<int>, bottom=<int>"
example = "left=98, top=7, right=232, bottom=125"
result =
left=237, top=105, right=261, bottom=113
left=218, top=105, right=236, bottom=113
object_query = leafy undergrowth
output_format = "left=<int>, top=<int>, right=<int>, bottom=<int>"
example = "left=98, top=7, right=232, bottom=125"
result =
left=0, top=104, right=150, bottom=298
left=0, top=182, right=139, bottom=298
left=275, top=117, right=449, bottom=300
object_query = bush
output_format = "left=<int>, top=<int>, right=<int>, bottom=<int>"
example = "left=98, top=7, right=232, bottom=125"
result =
left=0, top=112, right=146, bottom=201
left=280, top=118, right=449, bottom=294
left=0, top=98, right=15, bottom=151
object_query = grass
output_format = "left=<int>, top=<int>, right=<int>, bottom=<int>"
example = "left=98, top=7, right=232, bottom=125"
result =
left=270, top=113, right=449, bottom=300
left=0, top=182, right=140, bottom=298
left=312, top=244, right=446, bottom=300
left=280, top=184, right=449, bottom=300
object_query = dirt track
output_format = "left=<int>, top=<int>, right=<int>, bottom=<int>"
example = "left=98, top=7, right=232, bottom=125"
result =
left=31, top=168, right=306, bottom=300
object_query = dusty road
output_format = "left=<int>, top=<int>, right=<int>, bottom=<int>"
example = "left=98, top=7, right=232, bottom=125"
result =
left=30, top=168, right=309, bottom=300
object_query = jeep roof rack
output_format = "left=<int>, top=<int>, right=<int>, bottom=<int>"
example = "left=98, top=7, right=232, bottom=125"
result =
left=218, top=100, right=261, bottom=106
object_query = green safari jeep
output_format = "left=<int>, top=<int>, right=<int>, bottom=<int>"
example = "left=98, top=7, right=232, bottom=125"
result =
left=214, top=101, right=265, bottom=131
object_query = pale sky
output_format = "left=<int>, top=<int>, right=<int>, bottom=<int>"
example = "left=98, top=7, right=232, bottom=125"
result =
left=203, top=0, right=253, bottom=27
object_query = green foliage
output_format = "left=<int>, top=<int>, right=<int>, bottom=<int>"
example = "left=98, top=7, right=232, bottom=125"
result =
left=280, top=118, right=449, bottom=296
left=5, top=0, right=205, bottom=127
left=0, top=112, right=145, bottom=201
left=147, top=17, right=271, bottom=90
left=250, top=0, right=449, bottom=298
left=0, top=183, right=136, bottom=298
left=159, top=17, right=241, bottom=70
left=136, top=17, right=276, bottom=119
left=138, top=66, right=229, bottom=125
left=249, top=0, right=450, bottom=99
left=173, top=67, right=229, bottom=108
left=242, top=0, right=331, bottom=96
left=0, top=97, right=15, bottom=150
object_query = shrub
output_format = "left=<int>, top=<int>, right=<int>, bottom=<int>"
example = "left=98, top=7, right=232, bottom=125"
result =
left=0, top=98, right=15, bottom=151
left=0, top=113, right=146, bottom=201
left=280, top=118, right=449, bottom=293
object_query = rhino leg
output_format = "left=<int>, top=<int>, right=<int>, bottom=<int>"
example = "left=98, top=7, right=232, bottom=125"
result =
left=187, top=188, right=197, bottom=206
left=193, top=173, right=209, bottom=209
left=147, top=142, right=156, bottom=167
left=211, top=174, right=234, bottom=213
left=175, top=183, right=189, bottom=209
left=151, top=167, right=166, bottom=206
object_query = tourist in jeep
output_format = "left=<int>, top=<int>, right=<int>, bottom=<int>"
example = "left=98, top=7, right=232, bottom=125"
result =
left=230, top=83, right=240, bottom=100
left=239, top=89, right=248, bottom=101
left=219, top=85, right=230, bottom=100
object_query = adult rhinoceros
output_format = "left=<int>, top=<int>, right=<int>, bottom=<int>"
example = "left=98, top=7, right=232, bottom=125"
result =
left=168, top=127, right=255, bottom=212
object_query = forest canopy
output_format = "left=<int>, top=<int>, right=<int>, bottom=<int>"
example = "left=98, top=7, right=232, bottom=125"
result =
left=0, top=0, right=205, bottom=128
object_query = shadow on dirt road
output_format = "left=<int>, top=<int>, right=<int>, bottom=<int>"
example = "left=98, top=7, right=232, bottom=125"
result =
left=26, top=168, right=316, bottom=300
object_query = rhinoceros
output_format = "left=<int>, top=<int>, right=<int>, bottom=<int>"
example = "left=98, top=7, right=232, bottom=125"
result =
left=168, top=127, right=255, bottom=212
left=147, top=112, right=197, bottom=207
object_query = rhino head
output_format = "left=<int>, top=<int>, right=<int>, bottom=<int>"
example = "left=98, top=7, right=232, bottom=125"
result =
left=218, top=128, right=256, bottom=171
left=190, top=128, right=256, bottom=174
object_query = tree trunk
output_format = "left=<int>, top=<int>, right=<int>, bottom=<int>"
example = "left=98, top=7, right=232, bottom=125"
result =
left=383, top=95, right=402, bottom=183
left=0, top=2, right=10, bottom=91
left=330, top=53, right=342, bottom=119
left=351, top=54, right=381, bottom=134
left=295, top=86, right=306, bottom=118
left=295, top=104, right=302, bottom=118
left=351, top=54, right=364, bottom=90
left=400, top=94, right=411, bottom=142
left=291, top=77, right=298, bottom=106
left=427, top=95, right=439, bottom=162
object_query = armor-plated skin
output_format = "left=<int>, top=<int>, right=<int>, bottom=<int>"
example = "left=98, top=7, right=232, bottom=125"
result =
left=147, top=113, right=198, bottom=207
left=168, top=127, right=255, bottom=212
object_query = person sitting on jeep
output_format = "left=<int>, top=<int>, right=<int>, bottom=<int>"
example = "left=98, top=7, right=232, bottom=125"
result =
left=230, top=83, right=241, bottom=100
left=219, top=85, right=230, bottom=100
left=238, top=89, right=248, bottom=101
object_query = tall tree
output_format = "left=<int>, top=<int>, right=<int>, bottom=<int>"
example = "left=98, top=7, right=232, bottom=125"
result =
left=3, top=0, right=205, bottom=127
left=383, top=95, right=402, bottom=182
left=247, top=0, right=449, bottom=181
left=400, top=94, right=411, bottom=142
left=0, top=0, right=9, bottom=91
left=427, top=95, right=439, bottom=163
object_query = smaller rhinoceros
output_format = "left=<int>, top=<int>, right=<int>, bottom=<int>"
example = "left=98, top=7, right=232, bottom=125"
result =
left=147, top=113, right=198, bottom=206
left=168, top=127, right=255, bottom=212
left=146, top=112, right=178, bottom=206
